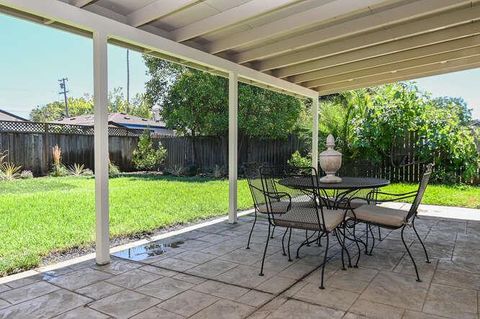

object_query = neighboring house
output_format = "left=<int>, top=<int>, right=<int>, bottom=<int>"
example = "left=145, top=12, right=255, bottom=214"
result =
left=0, top=109, right=29, bottom=122
left=53, top=113, right=175, bottom=136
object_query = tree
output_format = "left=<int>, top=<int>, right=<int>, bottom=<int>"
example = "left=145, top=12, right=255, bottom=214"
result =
left=326, top=82, right=479, bottom=183
left=30, top=88, right=152, bottom=122
left=155, top=66, right=303, bottom=165
left=30, top=95, right=94, bottom=122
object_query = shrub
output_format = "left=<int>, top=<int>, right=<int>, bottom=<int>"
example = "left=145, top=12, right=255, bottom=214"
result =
left=50, top=145, right=68, bottom=177
left=82, top=168, right=94, bottom=176
left=213, top=164, right=225, bottom=178
left=165, top=165, right=184, bottom=176
left=132, top=131, right=167, bottom=171
left=0, top=151, right=22, bottom=181
left=109, top=160, right=121, bottom=177
left=288, top=151, right=311, bottom=168
left=0, top=162, right=22, bottom=181
left=69, top=163, right=87, bottom=176
left=20, top=170, right=34, bottom=179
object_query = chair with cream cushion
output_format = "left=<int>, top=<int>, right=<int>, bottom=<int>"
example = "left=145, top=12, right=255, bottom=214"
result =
left=257, top=166, right=350, bottom=289
left=351, top=164, right=433, bottom=282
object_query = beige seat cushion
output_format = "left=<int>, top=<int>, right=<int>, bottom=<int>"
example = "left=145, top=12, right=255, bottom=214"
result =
left=257, top=200, right=315, bottom=214
left=334, top=198, right=370, bottom=209
left=274, top=208, right=345, bottom=232
left=353, top=204, right=408, bottom=227
left=257, top=201, right=290, bottom=214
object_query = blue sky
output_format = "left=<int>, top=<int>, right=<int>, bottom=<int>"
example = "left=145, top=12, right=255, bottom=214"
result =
left=0, top=13, right=479, bottom=120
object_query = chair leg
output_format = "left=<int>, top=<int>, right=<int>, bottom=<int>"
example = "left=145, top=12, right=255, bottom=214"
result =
left=377, top=226, right=383, bottom=241
left=401, top=225, right=421, bottom=282
left=368, top=224, right=375, bottom=255
left=281, top=228, right=288, bottom=256
left=271, top=225, right=276, bottom=239
left=343, top=225, right=352, bottom=268
left=259, top=223, right=271, bottom=276
left=320, top=232, right=330, bottom=290
left=412, top=220, right=431, bottom=263
left=246, top=212, right=257, bottom=249
left=365, top=223, right=369, bottom=255
left=352, top=221, right=361, bottom=268
left=296, top=231, right=317, bottom=259
left=287, top=228, right=293, bottom=262
left=334, top=230, right=346, bottom=270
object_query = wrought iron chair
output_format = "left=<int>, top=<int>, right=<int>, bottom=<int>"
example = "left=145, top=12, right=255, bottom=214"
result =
left=257, top=166, right=351, bottom=289
left=244, top=163, right=287, bottom=250
left=349, top=164, right=433, bottom=282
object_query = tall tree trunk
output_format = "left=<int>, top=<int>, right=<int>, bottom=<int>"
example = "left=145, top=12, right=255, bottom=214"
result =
left=126, top=49, right=130, bottom=106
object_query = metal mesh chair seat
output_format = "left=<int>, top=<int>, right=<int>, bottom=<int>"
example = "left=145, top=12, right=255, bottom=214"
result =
left=352, top=205, right=408, bottom=227
left=258, top=200, right=315, bottom=214
left=275, top=208, right=345, bottom=232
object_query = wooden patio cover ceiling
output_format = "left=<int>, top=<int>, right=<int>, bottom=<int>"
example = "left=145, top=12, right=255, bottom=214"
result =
left=59, top=0, right=480, bottom=95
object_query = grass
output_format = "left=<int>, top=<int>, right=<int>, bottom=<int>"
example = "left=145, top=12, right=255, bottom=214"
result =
left=379, top=183, right=480, bottom=208
left=0, top=175, right=252, bottom=276
left=0, top=175, right=478, bottom=276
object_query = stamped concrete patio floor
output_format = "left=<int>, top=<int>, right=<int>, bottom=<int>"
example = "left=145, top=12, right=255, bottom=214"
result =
left=1, top=214, right=480, bottom=319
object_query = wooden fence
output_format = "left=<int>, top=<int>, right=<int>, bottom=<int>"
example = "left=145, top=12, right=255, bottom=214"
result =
left=0, top=121, right=305, bottom=176
left=0, top=120, right=477, bottom=183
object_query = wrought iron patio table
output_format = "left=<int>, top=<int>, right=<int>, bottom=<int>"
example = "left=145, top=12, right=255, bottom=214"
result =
left=278, top=176, right=390, bottom=208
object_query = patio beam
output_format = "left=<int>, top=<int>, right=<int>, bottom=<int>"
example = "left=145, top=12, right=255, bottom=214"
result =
left=234, top=0, right=467, bottom=64
left=312, top=96, right=319, bottom=171
left=171, top=0, right=301, bottom=43
left=93, top=31, right=110, bottom=265
left=126, top=0, right=198, bottom=28
left=228, top=71, right=238, bottom=224
left=71, top=0, right=95, bottom=8
left=274, top=21, right=480, bottom=78
left=305, top=45, right=480, bottom=88
left=291, top=35, right=480, bottom=83
left=207, top=0, right=387, bottom=54
left=315, top=55, right=480, bottom=94
left=258, top=4, right=480, bottom=72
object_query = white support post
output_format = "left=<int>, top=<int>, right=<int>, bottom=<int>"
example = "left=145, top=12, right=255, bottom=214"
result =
left=312, top=96, right=319, bottom=171
left=228, top=71, right=238, bottom=224
left=93, top=31, right=110, bottom=265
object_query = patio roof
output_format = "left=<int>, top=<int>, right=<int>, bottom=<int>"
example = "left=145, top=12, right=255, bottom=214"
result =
left=1, top=0, right=479, bottom=96
left=0, top=0, right=478, bottom=267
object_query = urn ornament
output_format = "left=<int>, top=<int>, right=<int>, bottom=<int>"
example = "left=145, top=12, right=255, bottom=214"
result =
left=319, top=134, right=342, bottom=183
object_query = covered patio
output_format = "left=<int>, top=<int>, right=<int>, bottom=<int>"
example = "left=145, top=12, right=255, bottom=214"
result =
left=1, top=208, right=480, bottom=318
left=0, top=0, right=479, bottom=318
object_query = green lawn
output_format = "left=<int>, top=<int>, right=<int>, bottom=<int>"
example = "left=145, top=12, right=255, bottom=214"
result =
left=0, top=175, right=252, bottom=276
left=0, top=175, right=478, bottom=276
left=380, top=183, right=480, bottom=208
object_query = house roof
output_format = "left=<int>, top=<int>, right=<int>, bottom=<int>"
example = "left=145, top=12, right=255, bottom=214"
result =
left=53, top=113, right=168, bottom=128
left=0, top=109, right=29, bottom=122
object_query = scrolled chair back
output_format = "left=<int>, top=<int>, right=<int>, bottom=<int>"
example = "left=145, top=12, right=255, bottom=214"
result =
left=407, top=163, right=434, bottom=221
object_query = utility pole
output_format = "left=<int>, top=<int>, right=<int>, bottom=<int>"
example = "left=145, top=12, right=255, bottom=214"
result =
left=126, top=49, right=130, bottom=105
left=58, top=78, right=69, bottom=117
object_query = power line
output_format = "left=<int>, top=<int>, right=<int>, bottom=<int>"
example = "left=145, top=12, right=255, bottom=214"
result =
left=58, top=78, right=69, bottom=117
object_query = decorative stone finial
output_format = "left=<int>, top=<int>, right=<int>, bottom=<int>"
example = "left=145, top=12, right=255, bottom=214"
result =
left=319, top=134, right=343, bottom=183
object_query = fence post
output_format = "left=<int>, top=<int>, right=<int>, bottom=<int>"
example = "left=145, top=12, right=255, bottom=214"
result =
left=44, top=123, right=49, bottom=175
